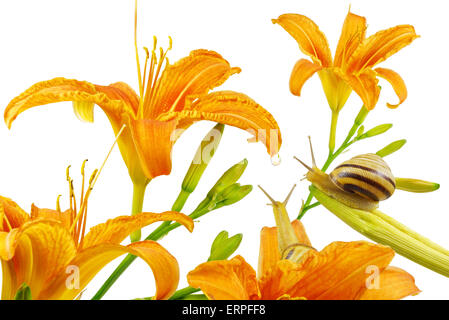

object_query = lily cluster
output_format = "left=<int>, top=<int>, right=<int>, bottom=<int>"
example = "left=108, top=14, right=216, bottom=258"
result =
left=0, top=1, right=447, bottom=301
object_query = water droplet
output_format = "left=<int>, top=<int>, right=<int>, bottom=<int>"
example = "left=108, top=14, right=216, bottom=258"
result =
left=271, top=153, right=281, bottom=166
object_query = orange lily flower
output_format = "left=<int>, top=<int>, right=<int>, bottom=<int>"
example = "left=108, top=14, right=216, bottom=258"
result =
left=187, top=220, right=420, bottom=300
left=0, top=166, right=194, bottom=300
left=273, top=10, right=418, bottom=111
left=4, top=25, right=281, bottom=186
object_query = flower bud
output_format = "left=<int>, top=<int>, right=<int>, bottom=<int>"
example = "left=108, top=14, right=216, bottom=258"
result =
left=354, top=106, right=369, bottom=126
left=395, top=178, right=440, bottom=193
left=14, top=283, right=32, bottom=300
left=207, top=159, right=248, bottom=199
left=208, top=231, right=243, bottom=261
left=217, top=184, right=253, bottom=207
left=181, top=123, right=225, bottom=194
left=311, top=185, right=449, bottom=278
left=376, top=139, right=407, bottom=158
left=357, top=123, right=392, bottom=140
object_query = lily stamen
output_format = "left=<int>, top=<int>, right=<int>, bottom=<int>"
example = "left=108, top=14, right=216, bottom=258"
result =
left=69, top=124, right=126, bottom=238
left=56, top=194, right=62, bottom=213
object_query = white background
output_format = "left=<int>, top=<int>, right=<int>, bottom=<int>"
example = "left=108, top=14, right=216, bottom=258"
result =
left=0, top=0, right=448, bottom=300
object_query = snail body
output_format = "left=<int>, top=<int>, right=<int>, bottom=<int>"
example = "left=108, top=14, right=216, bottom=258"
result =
left=296, top=139, right=396, bottom=211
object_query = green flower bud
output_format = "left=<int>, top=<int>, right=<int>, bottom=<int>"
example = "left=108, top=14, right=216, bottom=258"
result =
left=182, top=123, right=225, bottom=194
left=207, top=159, right=248, bottom=199
left=395, top=177, right=440, bottom=193
left=311, top=185, right=449, bottom=278
left=208, top=231, right=243, bottom=261
left=217, top=184, right=253, bottom=207
left=376, top=139, right=407, bottom=158
left=357, top=123, right=392, bottom=140
left=14, top=283, right=32, bottom=300
left=354, top=106, right=369, bottom=126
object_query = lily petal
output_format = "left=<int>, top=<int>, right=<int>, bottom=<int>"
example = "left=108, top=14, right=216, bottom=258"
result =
left=288, top=241, right=394, bottom=300
left=375, top=67, right=407, bottom=108
left=81, top=211, right=194, bottom=249
left=0, top=220, right=77, bottom=299
left=272, top=14, right=332, bottom=67
left=258, top=220, right=311, bottom=277
left=0, top=196, right=29, bottom=231
left=347, top=25, right=418, bottom=73
left=334, top=11, right=367, bottom=68
left=129, top=118, right=178, bottom=179
left=188, top=255, right=260, bottom=300
left=289, top=59, right=322, bottom=96
left=158, top=91, right=282, bottom=156
left=2, top=78, right=148, bottom=184
left=337, top=68, right=380, bottom=110
left=359, top=266, right=420, bottom=300
left=4, top=78, right=136, bottom=129
left=41, top=241, right=180, bottom=300
left=148, top=50, right=240, bottom=118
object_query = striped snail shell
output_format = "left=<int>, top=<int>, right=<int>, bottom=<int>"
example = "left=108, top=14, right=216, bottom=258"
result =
left=329, top=153, right=396, bottom=202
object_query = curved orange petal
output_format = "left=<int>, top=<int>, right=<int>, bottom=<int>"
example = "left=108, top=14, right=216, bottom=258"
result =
left=287, top=241, right=395, bottom=300
left=336, top=68, right=379, bottom=110
left=187, top=255, right=260, bottom=300
left=2, top=78, right=148, bottom=185
left=81, top=211, right=194, bottom=249
left=4, top=78, right=136, bottom=129
left=289, top=59, right=322, bottom=96
left=258, top=220, right=311, bottom=277
left=272, top=14, right=332, bottom=67
left=147, top=50, right=240, bottom=118
left=129, top=118, right=178, bottom=179
left=0, top=220, right=77, bottom=299
left=334, top=11, right=367, bottom=68
left=375, top=67, right=407, bottom=108
left=347, top=25, right=418, bottom=73
left=0, top=196, right=29, bottom=231
left=158, top=91, right=282, bottom=156
left=359, top=266, right=420, bottom=300
left=40, top=241, right=180, bottom=300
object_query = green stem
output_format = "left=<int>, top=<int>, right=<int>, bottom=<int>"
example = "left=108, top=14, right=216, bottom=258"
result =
left=129, top=182, right=149, bottom=242
left=328, top=110, right=339, bottom=155
left=172, top=189, right=191, bottom=212
left=297, top=105, right=368, bottom=220
left=169, top=286, right=200, bottom=300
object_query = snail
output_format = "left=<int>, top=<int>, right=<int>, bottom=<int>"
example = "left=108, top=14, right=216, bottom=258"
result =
left=295, top=137, right=395, bottom=211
